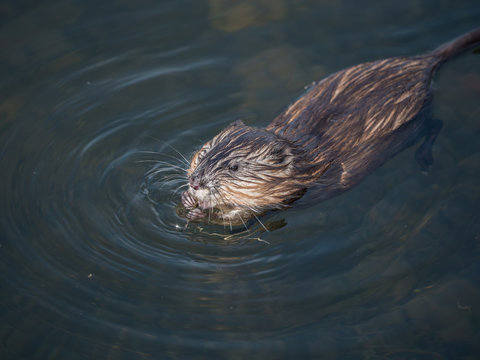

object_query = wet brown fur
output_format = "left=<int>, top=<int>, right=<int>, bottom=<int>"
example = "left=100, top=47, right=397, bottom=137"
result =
left=182, top=29, right=480, bottom=225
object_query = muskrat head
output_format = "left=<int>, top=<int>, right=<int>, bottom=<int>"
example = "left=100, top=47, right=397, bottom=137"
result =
left=182, top=120, right=305, bottom=224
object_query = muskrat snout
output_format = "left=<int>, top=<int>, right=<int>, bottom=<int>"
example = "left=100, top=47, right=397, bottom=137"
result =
left=188, top=175, right=202, bottom=191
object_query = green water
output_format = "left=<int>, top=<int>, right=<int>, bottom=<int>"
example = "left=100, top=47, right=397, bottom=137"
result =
left=1, top=0, right=479, bottom=359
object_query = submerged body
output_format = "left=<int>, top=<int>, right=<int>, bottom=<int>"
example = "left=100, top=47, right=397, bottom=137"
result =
left=181, top=29, right=480, bottom=226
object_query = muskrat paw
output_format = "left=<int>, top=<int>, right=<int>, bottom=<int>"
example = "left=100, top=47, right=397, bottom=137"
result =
left=181, top=191, right=197, bottom=210
left=187, top=208, right=206, bottom=220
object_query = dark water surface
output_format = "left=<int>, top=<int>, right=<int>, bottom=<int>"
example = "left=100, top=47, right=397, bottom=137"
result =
left=1, top=1, right=480, bottom=359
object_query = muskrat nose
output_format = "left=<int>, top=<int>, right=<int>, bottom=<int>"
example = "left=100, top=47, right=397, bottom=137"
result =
left=189, top=176, right=201, bottom=190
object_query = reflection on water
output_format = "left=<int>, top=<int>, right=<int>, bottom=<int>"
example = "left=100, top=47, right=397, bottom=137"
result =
left=1, top=0, right=479, bottom=359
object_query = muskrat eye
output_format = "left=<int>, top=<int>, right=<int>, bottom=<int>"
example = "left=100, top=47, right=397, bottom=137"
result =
left=273, top=156, right=285, bottom=164
left=268, top=144, right=289, bottom=164
left=229, top=164, right=239, bottom=172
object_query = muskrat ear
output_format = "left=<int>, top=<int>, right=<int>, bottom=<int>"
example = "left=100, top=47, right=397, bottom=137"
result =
left=270, top=141, right=293, bottom=155
left=231, top=120, right=245, bottom=127
left=211, top=120, right=247, bottom=145
left=268, top=146, right=283, bottom=159
left=267, top=143, right=292, bottom=164
left=269, top=144, right=285, bottom=156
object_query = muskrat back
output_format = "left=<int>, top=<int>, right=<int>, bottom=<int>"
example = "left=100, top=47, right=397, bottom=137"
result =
left=181, top=28, right=480, bottom=226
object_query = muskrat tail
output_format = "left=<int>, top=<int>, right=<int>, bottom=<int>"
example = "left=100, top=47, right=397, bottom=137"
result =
left=430, top=28, right=480, bottom=67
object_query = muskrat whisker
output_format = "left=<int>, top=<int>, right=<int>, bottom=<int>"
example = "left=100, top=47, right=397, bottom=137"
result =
left=150, top=174, right=184, bottom=187
left=138, top=159, right=185, bottom=173
left=152, top=170, right=180, bottom=178
left=216, top=189, right=260, bottom=231
left=148, top=172, right=184, bottom=183
left=148, top=162, right=187, bottom=173
left=137, top=151, right=190, bottom=169
left=136, top=159, right=165, bottom=164
left=171, top=183, right=189, bottom=195
left=157, top=173, right=185, bottom=182
left=144, top=136, right=191, bottom=167
left=212, top=188, right=229, bottom=207
left=217, top=192, right=245, bottom=217
left=211, top=189, right=225, bottom=208
left=173, top=182, right=189, bottom=190
left=162, top=144, right=191, bottom=167
left=211, top=190, right=228, bottom=230
left=153, top=178, right=186, bottom=192
left=236, top=213, right=249, bottom=232
left=242, top=205, right=268, bottom=232
left=153, top=158, right=188, bottom=167
left=147, top=167, right=187, bottom=181
left=145, top=167, right=183, bottom=179
left=153, top=159, right=187, bottom=168
left=252, top=212, right=268, bottom=232
left=136, top=150, right=159, bottom=154
left=158, top=177, right=183, bottom=186
left=217, top=207, right=227, bottom=230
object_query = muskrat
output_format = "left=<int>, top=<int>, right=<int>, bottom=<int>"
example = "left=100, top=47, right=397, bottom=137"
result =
left=181, top=28, right=480, bottom=226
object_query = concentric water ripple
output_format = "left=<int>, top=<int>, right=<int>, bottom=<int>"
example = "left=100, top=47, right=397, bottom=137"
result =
left=3, top=45, right=344, bottom=345
left=1, top=48, right=383, bottom=352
